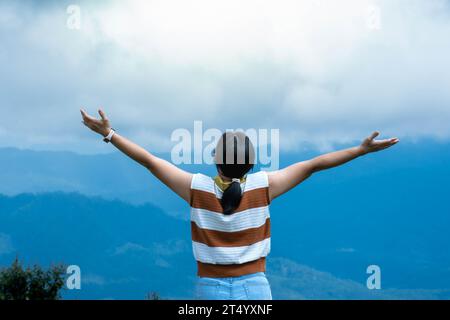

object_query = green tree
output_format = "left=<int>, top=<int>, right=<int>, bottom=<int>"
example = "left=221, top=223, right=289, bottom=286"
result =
left=0, top=257, right=66, bottom=300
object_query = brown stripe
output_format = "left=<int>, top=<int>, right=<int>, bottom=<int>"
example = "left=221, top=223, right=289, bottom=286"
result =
left=191, top=187, right=269, bottom=213
left=197, top=257, right=266, bottom=278
left=191, top=219, right=270, bottom=247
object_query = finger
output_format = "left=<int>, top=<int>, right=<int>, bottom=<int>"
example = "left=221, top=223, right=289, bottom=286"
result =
left=81, top=111, right=97, bottom=123
left=80, top=108, right=95, bottom=121
left=368, top=131, right=380, bottom=141
left=382, top=138, right=399, bottom=146
left=80, top=108, right=88, bottom=119
left=375, top=139, right=395, bottom=147
left=98, top=108, right=108, bottom=121
left=376, top=138, right=391, bottom=144
left=380, top=139, right=399, bottom=149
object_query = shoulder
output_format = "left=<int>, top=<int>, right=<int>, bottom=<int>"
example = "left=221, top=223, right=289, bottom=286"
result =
left=190, top=173, right=214, bottom=192
left=245, top=171, right=269, bottom=190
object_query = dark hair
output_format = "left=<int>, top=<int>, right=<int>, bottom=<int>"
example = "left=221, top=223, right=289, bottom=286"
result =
left=215, top=132, right=255, bottom=215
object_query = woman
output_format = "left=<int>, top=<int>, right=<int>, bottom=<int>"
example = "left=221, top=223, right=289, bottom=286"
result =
left=80, top=108, right=399, bottom=300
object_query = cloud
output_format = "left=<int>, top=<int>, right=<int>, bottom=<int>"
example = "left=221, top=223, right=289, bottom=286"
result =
left=110, top=240, right=187, bottom=269
left=151, top=240, right=187, bottom=256
left=1, top=0, right=450, bottom=153
left=82, top=273, right=106, bottom=286
left=111, top=242, right=150, bottom=256
left=82, top=273, right=138, bottom=286
left=111, top=240, right=187, bottom=257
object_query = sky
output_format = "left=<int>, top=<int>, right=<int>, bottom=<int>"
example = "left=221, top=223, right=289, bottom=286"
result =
left=1, top=0, right=450, bottom=154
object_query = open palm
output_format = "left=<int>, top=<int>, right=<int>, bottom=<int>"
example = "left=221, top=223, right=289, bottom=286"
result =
left=80, top=108, right=111, bottom=137
left=361, top=131, right=399, bottom=154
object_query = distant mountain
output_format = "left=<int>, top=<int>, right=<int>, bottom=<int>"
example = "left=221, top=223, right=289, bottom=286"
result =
left=1, top=192, right=450, bottom=299
left=0, top=192, right=195, bottom=299
left=1, top=141, right=450, bottom=298
left=268, top=258, right=450, bottom=300
left=0, top=147, right=188, bottom=215
left=1, top=141, right=448, bottom=211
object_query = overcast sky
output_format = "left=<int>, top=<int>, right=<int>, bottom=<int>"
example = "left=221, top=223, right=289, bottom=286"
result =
left=1, top=0, right=449, bottom=153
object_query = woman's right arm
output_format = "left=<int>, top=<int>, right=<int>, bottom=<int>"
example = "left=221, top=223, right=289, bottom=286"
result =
left=267, top=131, right=399, bottom=202
left=80, top=108, right=192, bottom=203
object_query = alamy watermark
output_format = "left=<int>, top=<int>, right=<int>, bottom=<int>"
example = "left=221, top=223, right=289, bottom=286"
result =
left=366, top=5, right=382, bottom=31
left=366, top=264, right=381, bottom=290
left=66, top=265, right=81, bottom=290
left=66, top=4, right=81, bottom=30
left=171, top=121, right=280, bottom=171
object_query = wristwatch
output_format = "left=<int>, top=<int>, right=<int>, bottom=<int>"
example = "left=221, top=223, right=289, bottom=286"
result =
left=103, top=128, right=116, bottom=143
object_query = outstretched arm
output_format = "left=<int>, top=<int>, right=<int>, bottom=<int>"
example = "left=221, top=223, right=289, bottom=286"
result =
left=267, top=131, right=399, bottom=201
left=80, top=108, right=192, bottom=203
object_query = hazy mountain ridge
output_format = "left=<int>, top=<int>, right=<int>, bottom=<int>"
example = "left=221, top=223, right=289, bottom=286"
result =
left=268, top=257, right=450, bottom=300
left=1, top=192, right=449, bottom=299
left=1, top=143, right=450, bottom=298
left=0, top=192, right=195, bottom=299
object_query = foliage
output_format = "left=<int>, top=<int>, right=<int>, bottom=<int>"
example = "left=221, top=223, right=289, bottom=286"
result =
left=0, top=257, right=66, bottom=300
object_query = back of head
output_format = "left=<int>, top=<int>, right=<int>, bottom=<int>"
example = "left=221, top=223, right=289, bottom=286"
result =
left=215, top=131, right=255, bottom=215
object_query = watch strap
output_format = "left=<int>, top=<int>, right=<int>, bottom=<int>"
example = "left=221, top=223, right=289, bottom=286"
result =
left=103, top=128, right=115, bottom=143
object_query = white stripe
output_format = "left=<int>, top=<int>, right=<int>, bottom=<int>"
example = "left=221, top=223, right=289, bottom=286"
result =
left=191, top=173, right=215, bottom=193
left=193, top=238, right=271, bottom=264
left=191, top=171, right=269, bottom=194
left=245, top=171, right=269, bottom=191
left=191, top=206, right=270, bottom=232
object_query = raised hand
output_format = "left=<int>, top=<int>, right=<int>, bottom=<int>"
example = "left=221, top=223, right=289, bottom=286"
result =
left=360, top=131, right=399, bottom=154
left=80, top=108, right=111, bottom=137
left=79, top=107, right=193, bottom=203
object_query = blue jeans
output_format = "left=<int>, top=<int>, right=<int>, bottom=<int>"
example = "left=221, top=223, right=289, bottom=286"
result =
left=194, top=272, right=272, bottom=300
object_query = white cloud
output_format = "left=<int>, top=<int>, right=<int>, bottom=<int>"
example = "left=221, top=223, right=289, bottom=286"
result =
left=82, top=273, right=106, bottom=286
left=111, top=240, right=187, bottom=257
left=0, top=0, right=449, bottom=153
left=112, top=242, right=150, bottom=256
left=82, top=273, right=137, bottom=286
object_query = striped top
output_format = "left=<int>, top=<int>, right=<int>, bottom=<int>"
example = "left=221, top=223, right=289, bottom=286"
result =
left=189, top=171, right=271, bottom=278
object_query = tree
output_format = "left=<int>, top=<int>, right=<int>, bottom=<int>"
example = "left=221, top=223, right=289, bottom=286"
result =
left=0, top=257, right=66, bottom=300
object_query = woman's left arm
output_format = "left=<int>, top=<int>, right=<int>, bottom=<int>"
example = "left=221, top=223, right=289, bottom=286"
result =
left=267, top=131, right=399, bottom=201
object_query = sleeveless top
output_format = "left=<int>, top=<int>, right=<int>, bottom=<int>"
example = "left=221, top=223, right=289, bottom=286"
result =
left=189, top=171, right=271, bottom=278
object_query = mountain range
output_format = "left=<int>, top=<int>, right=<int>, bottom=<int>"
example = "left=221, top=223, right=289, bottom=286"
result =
left=0, top=142, right=449, bottom=299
